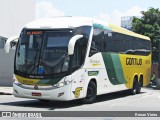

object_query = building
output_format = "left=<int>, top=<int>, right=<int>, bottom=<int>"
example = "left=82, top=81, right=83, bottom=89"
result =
left=121, top=16, right=134, bottom=30
left=0, top=36, right=5, bottom=48
left=121, top=16, right=141, bottom=31
left=0, top=0, right=35, bottom=48
left=0, top=0, right=35, bottom=86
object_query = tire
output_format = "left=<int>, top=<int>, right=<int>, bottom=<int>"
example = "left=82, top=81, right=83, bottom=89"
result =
left=38, top=99, right=50, bottom=102
left=136, top=82, right=141, bottom=94
left=81, top=81, right=97, bottom=104
left=130, top=78, right=139, bottom=95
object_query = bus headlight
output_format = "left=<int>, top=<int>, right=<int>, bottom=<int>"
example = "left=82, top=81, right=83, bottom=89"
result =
left=54, top=82, right=64, bottom=88
left=64, top=77, right=72, bottom=85
left=53, top=77, right=71, bottom=88
left=64, top=80, right=70, bottom=85
left=14, top=79, right=21, bottom=86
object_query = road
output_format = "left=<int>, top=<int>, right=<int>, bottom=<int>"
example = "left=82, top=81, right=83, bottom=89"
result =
left=0, top=87, right=160, bottom=111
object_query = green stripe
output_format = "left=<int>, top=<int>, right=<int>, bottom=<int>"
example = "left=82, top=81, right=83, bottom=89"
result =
left=93, top=23, right=112, bottom=31
left=102, top=52, right=126, bottom=85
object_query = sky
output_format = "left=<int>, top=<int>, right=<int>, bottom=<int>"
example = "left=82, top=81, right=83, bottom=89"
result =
left=36, top=0, right=160, bottom=26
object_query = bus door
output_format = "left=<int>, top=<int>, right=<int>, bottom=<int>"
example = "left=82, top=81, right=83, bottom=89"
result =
left=70, top=38, right=87, bottom=99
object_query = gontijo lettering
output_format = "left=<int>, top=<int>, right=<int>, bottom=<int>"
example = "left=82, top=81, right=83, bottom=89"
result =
left=126, top=58, right=142, bottom=65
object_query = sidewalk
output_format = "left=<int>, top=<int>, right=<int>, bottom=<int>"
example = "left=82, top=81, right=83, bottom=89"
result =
left=0, top=87, right=12, bottom=95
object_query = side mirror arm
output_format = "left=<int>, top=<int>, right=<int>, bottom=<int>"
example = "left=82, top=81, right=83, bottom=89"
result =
left=68, top=35, right=83, bottom=55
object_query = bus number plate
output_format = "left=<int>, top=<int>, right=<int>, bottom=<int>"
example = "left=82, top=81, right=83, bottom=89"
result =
left=32, top=92, right=41, bottom=96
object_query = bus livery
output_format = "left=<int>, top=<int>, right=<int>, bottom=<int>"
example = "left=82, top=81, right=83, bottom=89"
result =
left=13, top=17, right=151, bottom=103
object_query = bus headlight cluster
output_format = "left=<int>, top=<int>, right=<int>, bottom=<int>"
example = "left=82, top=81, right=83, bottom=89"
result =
left=54, top=82, right=64, bottom=88
left=64, top=77, right=72, bottom=85
left=53, top=78, right=71, bottom=88
left=14, top=79, right=21, bottom=86
left=64, top=80, right=71, bottom=85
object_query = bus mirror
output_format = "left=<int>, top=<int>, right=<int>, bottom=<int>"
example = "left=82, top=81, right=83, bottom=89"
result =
left=4, top=43, right=10, bottom=53
left=68, top=35, right=83, bottom=55
left=4, top=36, right=18, bottom=53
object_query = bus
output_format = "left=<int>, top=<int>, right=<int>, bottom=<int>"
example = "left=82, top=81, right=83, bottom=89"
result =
left=13, top=16, right=151, bottom=103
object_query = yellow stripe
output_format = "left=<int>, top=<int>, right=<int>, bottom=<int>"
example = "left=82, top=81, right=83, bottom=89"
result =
left=92, top=64, right=101, bottom=66
left=15, top=75, right=39, bottom=85
left=108, top=24, right=150, bottom=41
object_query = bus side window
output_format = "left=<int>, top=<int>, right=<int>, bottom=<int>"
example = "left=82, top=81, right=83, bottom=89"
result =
left=72, top=37, right=87, bottom=68
left=89, top=28, right=104, bottom=57
left=89, top=41, right=99, bottom=57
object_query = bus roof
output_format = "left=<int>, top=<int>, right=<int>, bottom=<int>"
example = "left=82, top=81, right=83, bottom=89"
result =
left=25, top=16, right=93, bottom=29
left=108, top=24, right=150, bottom=41
left=25, top=16, right=150, bottom=41
left=25, top=16, right=110, bottom=30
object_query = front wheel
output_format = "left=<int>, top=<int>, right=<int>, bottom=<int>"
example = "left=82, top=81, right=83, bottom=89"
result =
left=81, top=81, right=97, bottom=104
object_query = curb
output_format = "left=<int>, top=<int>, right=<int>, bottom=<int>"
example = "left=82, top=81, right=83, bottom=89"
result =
left=0, top=87, right=13, bottom=95
left=0, top=92, right=12, bottom=95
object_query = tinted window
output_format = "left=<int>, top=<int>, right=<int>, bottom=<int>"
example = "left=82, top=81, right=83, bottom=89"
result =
left=47, top=36, right=70, bottom=47
left=72, top=26, right=91, bottom=68
left=90, top=28, right=109, bottom=52
left=72, top=37, right=88, bottom=68
left=90, top=28, right=151, bottom=56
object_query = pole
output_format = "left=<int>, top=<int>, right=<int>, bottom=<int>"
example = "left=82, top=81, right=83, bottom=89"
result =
left=158, top=39, right=160, bottom=78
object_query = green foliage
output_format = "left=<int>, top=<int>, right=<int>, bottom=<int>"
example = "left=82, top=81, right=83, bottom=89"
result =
left=132, top=7, right=160, bottom=62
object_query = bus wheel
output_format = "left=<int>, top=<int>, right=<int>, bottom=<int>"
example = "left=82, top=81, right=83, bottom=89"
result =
left=130, top=78, right=139, bottom=95
left=136, top=82, right=141, bottom=94
left=81, top=81, right=97, bottom=104
left=137, top=76, right=143, bottom=94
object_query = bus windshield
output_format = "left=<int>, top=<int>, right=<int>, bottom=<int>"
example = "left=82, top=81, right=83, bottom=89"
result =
left=15, top=30, right=73, bottom=76
left=15, top=26, right=91, bottom=78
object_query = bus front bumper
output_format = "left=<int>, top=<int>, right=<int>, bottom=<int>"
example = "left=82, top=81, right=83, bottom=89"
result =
left=13, top=83, right=71, bottom=101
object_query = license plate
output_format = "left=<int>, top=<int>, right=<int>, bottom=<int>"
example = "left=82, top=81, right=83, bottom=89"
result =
left=32, top=92, right=41, bottom=96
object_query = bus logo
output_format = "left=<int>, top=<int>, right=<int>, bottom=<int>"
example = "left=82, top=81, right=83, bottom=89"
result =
left=34, top=85, right=38, bottom=90
left=73, top=87, right=82, bottom=98
left=126, top=58, right=142, bottom=65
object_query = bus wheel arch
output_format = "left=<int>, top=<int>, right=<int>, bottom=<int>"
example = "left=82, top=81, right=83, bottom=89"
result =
left=81, top=79, right=97, bottom=104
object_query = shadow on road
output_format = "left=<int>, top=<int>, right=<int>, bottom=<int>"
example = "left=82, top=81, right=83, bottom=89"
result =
left=0, top=90, right=145, bottom=110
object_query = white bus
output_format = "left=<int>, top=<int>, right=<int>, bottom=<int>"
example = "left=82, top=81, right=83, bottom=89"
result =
left=13, top=17, right=151, bottom=103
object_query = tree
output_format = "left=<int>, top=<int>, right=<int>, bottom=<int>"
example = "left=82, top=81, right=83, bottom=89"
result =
left=132, top=7, right=160, bottom=62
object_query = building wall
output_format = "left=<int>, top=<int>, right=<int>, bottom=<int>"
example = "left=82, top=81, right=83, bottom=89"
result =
left=121, top=16, right=141, bottom=30
left=0, top=37, right=4, bottom=48
left=121, top=16, right=133, bottom=30
left=0, top=49, right=15, bottom=86
left=0, top=0, right=35, bottom=38
left=0, top=0, right=35, bottom=86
